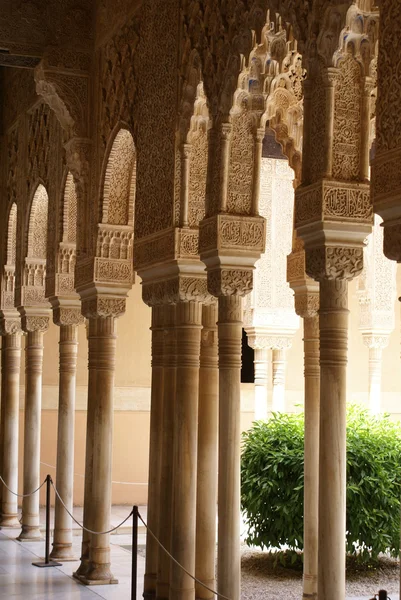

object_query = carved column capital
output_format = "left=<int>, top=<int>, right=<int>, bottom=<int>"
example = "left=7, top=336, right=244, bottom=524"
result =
left=53, top=307, right=85, bottom=327
left=362, top=334, right=390, bottom=350
left=305, top=247, right=364, bottom=282
left=21, top=315, right=50, bottom=333
left=81, top=296, right=126, bottom=319
left=142, top=275, right=209, bottom=307
left=207, top=269, right=253, bottom=297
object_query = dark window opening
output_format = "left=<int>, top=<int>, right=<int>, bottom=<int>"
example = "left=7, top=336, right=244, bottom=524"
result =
left=241, top=329, right=254, bottom=383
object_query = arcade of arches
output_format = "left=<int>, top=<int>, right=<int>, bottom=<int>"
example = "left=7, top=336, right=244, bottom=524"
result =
left=1, top=1, right=401, bottom=600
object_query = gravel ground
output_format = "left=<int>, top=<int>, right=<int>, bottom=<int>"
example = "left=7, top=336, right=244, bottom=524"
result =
left=241, top=545, right=400, bottom=599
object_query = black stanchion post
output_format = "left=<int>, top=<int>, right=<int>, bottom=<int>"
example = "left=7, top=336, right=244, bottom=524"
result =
left=32, top=475, right=62, bottom=568
left=378, top=591, right=387, bottom=600
left=131, top=505, right=138, bottom=600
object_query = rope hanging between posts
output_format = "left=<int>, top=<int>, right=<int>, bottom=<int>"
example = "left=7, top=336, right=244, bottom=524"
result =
left=0, top=474, right=47, bottom=498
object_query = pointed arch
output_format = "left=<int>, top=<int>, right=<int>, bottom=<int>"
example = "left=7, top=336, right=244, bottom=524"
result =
left=102, top=128, right=136, bottom=227
left=27, top=184, right=48, bottom=260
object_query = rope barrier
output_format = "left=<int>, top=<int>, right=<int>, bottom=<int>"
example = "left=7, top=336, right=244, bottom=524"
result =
left=0, top=472, right=231, bottom=600
left=40, top=461, right=147, bottom=486
left=0, top=474, right=47, bottom=498
left=137, top=512, right=232, bottom=600
left=51, top=480, right=134, bottom=535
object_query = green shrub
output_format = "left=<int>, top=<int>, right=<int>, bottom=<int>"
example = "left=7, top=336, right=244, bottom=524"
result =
left=241, top=406, right=401, bottom=562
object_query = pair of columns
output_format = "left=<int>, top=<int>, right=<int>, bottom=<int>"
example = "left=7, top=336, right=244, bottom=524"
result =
left=0, top=322, right=78, bottom=564
left=253, top=342, right=291, bottom=419
left=145, top=296, right=243, bottom=600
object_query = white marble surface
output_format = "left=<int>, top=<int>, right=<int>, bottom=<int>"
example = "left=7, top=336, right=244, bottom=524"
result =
left=0, top=526, right=145, bottom=599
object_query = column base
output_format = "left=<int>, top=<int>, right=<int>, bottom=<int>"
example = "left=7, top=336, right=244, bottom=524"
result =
left=0, top=514, right=20, bottom=528
left=50, top=543, right=77, bottom=562
left=79, top=563, right=118, bottom=586
left=17, top=525, right=43, bottom=541
left=73, top=558, right=90, bottom=579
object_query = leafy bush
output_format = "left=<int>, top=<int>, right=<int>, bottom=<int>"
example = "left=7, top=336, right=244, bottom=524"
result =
left=241, top=406, right=401, bottom=562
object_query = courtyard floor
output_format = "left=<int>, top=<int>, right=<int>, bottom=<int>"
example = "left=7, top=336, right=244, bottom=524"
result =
left=0, top=506, right=398, bottom=599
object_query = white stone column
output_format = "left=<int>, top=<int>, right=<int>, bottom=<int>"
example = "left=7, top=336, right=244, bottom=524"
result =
left=253, top=348, right=269, bottom=420
left=217, top=295, right=242, bottom=600
left=0, top=333, right=21, bottom=527
left=196, top=303, right=218, bottom=600
left=303, top=315, right=320, bottom=600
left=50, top=323, right=79, bottom=560
left=170, top=301, right=202, bottom=600
left=318, top=278, right=348, bottom=600
left=144, top=305, right=164, bottom=600
left=272, top=347, right=287, bottom=412
left=18, top=329, right=45, bottom=541
left=156, top=304, right=176, bottom=600
left=362, top=336, right=389, bottom=415
left=83, top=316, right=117, bottom=584
left=74, top=318, right=98, bottom=579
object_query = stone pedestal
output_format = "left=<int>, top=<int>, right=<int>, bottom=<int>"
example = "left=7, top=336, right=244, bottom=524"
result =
left=156, top=305, right=176, bottom=600
left=82, top=316, right=118, bottom=585
left=143, top=305, right=164, bottom=600
left=18, top=330, right=45, bottom=541
left=0, top=333, right=21, bottom=528
left=318, top=279, right=348, bottom=600
left=50, top=324, right=79, bottom=560
left=170, top=301, right=202, bottom=600
left=217, top=295, right=242, bottom=600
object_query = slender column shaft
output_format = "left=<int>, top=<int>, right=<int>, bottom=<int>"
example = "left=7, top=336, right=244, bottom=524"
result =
left=85, top=316, right=117, bottom=583
left=195, top=303, right=218, bottom=600
left=324, top=75, right=336, bottom=178
left=272, top=348, right=286, bottom=412
left=144, top=306, right=165, bottom=600
left=253, top=348, right=269, bottom=421
left=75, top=319, right=98, bottom=578
left=368, top=346, right=382, bottom=415
left=0, top=338, right=6, bottom=513
left=318, top=279, right=348, bottom=600
left=156, top=305, right=176, bottom=600
left=219, top=123, right=232, bottom=213
left=18, top=330, right=44, bottom=540
left=303, top=316, right=320, bottom=600
left=170, top=301, right=202, bottom=600
left=0, top=333, right=21, bottom=527
left=251, top=129, right=265, bottom=215
left=217, top=295, right=242, bottom=600
left=50, top=324, right=78, bottom=560
left=360, top=85, right=372, bottom=181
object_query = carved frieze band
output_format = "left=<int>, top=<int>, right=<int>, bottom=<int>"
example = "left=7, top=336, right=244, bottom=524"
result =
left=295, top=180, right=372, bottom=228
left=199, top=214, right=265, bottom=255
left=134, top=227, right=200, bottom=271
left=305, top=246, right=364, bottom=282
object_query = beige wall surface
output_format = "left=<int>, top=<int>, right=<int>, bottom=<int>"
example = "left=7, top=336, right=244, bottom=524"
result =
left=11, top=267, right=401, bottom=506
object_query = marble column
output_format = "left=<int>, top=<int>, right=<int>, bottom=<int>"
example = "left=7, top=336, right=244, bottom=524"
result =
left=83, top=316, right=117, bottom=584
left=195, top=303, right=218, bottom=600
left=74, top=319, right=98, bottom=579
left=170, top=301, right=202, bottom=600
left=253, top=348, right=269, bottom=420
left=362, top=336, right=389, bottom=415
left=318, top=279, right=348, bottom=600
left=143, top=306, right=164, bottom=600
left=0, top=338, right=6, bottom=514
left=217, top=295, right=242, bottom=600
left=302, top=315, right=320, bottom=600
left=156, top=304, right=176, bottom=600
left=0, top=333, right=21, bottom=527
left=18, top=329, right=45, bottom=541
left=272, top=347, right=286, bottom=412
left=50, top=324, right=79, bottom=560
